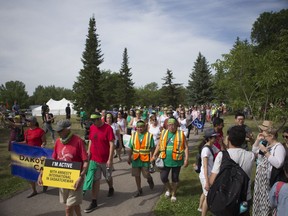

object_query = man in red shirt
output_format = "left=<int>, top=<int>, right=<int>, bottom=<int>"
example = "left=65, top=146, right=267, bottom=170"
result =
left=84, top=112, right=115, bottom=213
left=38, top=119, right=88, bottom=216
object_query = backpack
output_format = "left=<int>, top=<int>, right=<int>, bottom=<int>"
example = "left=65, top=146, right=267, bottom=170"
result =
left=207, top=151, right=250, bottom=216
left=195, top=145, right=214, bottom=173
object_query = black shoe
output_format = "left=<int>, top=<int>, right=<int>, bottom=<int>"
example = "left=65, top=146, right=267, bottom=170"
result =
left=43, top=186, right=48, bottom=192
left=107, top=187, right=114, bottom=197
left=147, top=178, right=154, bottom=190
left=84, top=201, right=97, bottom=213
left=133, top=189, right=143, bottom=198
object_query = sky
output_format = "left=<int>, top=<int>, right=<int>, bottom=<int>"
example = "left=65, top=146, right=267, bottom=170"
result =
left=0, top=0, right=287, bottom=96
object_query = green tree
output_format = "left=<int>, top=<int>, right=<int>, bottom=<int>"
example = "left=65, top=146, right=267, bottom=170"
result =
left=31, top=85, right=74, bottom=105
left=134, top=82, right=160, bottom=106
left=0, top=81, right=29, bottom=109
left=251, top=9, right=288, bottom=51
left=100, top=70, right=122, bottom=109
left=161, top=69, right=182, bottom=108
left=118, top=48, right=135, bottom=108
left=73, top=16, right=104, bottom=114
left=187, top=52, right=214, bottom=105
left=211, top=59, right=229, bottom=103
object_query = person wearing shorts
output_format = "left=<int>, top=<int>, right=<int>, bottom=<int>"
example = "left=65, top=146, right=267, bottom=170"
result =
left=128, top=120, right=155, bottom=197
left=152, top=117, right=189, bottom=202
left=38, top=119, right=88, bottom=216
left=84, top=112, right=115, bottom=213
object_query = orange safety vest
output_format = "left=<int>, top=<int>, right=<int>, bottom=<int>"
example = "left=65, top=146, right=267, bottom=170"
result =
left=159, top=129, right=185, bottom=160
left=131, top=131, right=152, bottom=162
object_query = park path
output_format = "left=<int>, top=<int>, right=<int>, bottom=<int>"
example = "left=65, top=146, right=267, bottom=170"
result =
left=0, top=128, right=205, bottom=216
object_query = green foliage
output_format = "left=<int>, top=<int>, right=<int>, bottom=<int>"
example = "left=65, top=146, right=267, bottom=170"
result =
left=30, top=85, right=74, bottom=105
left=213, top=10, right=288, bottom=121
left=100, top=70, right=122, bottom=109
left=73, top=16, right=104, bottom=114
left=0, top=81, right=29, bottom=109
left=161, top=69, right=183, bottom=108
left=118, top=48, right=135, bottom=107
left=134, top=82, right=161, bottom=106
left=187, top=52, right=214, bottom=105
left=251, top=9, right=288, bottom=51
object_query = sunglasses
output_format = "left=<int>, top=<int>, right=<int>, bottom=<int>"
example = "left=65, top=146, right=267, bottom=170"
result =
left=283, top=135, right=288, bottom=139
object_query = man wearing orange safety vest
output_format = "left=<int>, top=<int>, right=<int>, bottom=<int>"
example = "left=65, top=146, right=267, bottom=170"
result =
left=152, top=116, right=189, bottom=202
left=128, top=120, right=155, bottom=197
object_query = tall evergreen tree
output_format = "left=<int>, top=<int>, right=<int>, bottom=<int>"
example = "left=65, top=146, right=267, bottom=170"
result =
left=118, top=48, right=135, bottom=108
left=187, top=52, right=214, bottom=105
left=161, top=69, right=182, bottom=108
left=73, top=16, right=104, bottom=114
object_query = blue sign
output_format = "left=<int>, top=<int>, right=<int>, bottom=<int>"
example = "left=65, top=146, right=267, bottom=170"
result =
left=192, top=118, right=204, bottom=129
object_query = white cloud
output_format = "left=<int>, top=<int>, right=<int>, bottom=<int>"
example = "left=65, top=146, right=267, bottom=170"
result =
left=0, top=0, right=286, bottom=95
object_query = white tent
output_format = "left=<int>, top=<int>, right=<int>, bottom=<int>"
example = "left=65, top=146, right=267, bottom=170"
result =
left=32, top=98, right=77, bottom=116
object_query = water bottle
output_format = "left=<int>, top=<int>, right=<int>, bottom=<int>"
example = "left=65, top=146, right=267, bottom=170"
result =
left=106, top=167, right=111, bottom=181
left=239, top=201, right=248, bottom=214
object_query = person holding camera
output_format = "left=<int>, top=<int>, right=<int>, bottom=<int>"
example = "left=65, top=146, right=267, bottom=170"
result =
left=252, top=125, right=286, bottom=216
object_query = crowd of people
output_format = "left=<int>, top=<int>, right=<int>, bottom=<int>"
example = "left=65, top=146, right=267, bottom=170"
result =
left=2, top=102, right=288, bottom=216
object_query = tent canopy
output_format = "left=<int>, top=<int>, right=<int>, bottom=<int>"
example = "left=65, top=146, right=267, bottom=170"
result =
left=32, top=98, right=76, bottom=116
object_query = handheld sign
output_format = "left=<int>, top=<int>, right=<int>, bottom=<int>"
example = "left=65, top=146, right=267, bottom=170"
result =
left=42, top=159, right=81, bottom=190
left=192, top=118, right=204, bottom=129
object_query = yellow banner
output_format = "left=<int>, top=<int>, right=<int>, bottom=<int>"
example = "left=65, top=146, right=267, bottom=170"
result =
left=42, top=159, right=81, bottom=190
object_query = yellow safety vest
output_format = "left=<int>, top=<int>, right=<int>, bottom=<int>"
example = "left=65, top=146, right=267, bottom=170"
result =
left=159, top=129, right=185, bottom=160
left=131, top=132, right=152, bottom=162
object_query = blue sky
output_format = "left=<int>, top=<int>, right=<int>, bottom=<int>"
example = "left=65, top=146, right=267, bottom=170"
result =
left=0, top=0, right=287, bottom=95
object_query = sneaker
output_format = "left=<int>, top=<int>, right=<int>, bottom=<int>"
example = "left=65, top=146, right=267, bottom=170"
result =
left=171, top=196, right=177, bottom=202
left=147, top=178, right=154, bottom=190
left=164, top=191, right=170, bottom=198
left=107, top=187, right=114, bottom=197
left=197, top=208, right=202, bottom=212
left=84, top=201, right=97, bottom=213
left=133, top=189, right=143, bottom=198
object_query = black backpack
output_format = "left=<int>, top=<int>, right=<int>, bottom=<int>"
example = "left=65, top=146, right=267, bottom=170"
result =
left=207, top=151, right=250, bottom=216
left=195, top=145, right=214, bottom=173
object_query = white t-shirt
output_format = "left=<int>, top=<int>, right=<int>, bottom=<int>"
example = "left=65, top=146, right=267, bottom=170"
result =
left=211, top=148, right=255, bottom=200
left=178, top=118, right=188, bottom=137
left=159, top=115, right=168, bottom=127
left=110, top=123, right=119, bottom=145
left=199, top=145, right=215, bottom=179
left=117, top=118, right=126, bottom=134
left=148, top=125, right=161, bottom=146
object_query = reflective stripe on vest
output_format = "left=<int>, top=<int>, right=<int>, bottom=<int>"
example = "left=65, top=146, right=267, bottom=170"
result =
left=159, top=129, right=185, bottom=160
left=131, top=132, right=152, bottom=162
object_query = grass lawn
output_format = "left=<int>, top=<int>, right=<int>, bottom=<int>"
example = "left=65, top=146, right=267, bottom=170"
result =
left=0, top=115, right=85, bottom=200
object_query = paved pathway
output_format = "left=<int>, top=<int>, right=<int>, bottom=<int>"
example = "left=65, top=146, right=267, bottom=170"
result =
left=0, top=129, right=204, bottom=216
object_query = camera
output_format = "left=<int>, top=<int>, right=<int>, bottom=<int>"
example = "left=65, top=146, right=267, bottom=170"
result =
left=259, top=140, right=268, bottom=155
left=261, top=140, right=268, bottom=147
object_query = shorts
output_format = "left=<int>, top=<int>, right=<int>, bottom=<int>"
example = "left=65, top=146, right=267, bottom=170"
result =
left=59, top=187, right=83, bottom=206
left=160, top=166, right=181, bottom=183
left=131, top=167, right=150, bottom=178
left=199, top=177, right=208, bottom=196
left=94, top=163, right=112, bottom=181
